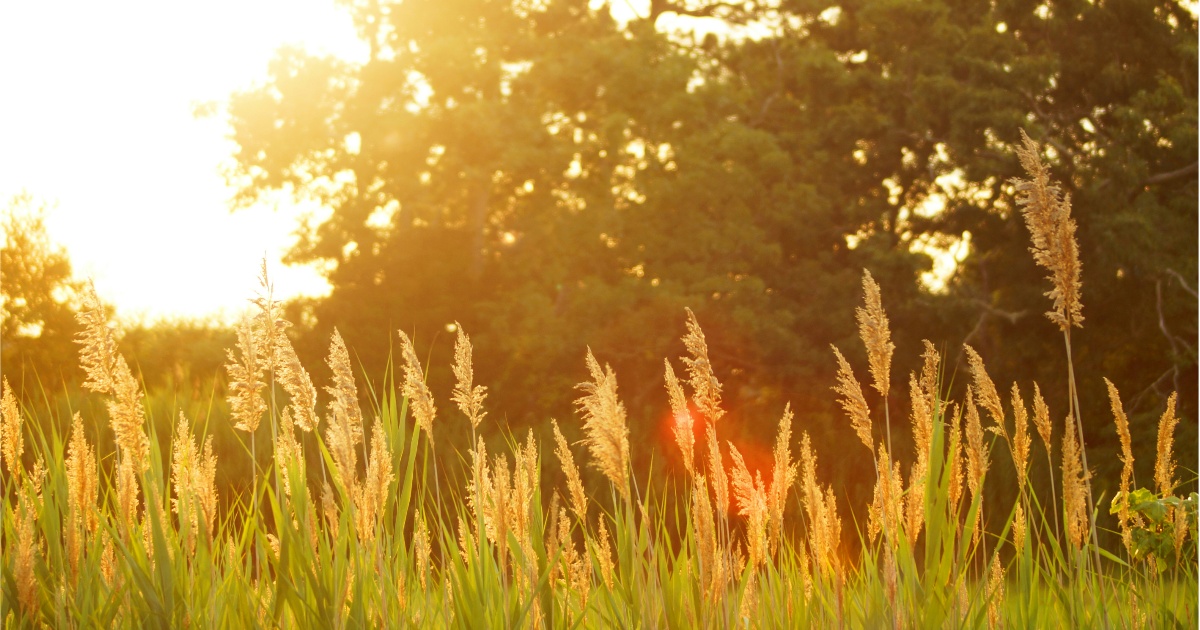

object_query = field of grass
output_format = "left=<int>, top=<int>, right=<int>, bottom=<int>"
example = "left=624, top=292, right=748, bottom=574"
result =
left=1, top=137, right=1196, bottom=629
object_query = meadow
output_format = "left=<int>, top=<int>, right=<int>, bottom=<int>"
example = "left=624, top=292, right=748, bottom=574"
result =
left=0, top=136, right=1195, bottom=628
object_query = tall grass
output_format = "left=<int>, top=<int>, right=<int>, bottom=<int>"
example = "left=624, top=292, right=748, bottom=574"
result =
left=1, top=135, right=1196, bottom=628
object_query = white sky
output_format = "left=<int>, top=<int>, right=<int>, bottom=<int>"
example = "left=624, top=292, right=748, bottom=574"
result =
left=0, top=1, right=746, bottom=324
left=0, top=0, right=367, bottom=323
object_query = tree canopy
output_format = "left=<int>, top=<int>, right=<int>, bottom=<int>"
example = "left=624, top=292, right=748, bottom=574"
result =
left=223, top=0, right=1197, bottom=499
left=1, top=195, right=85, bottom=394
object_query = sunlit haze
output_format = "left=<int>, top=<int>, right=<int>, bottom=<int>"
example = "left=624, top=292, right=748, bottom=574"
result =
left=0, top=1, right=368, bottom=322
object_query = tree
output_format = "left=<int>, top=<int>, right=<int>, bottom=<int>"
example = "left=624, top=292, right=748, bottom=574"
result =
left=1, top=194, right=85, bottom=394
left=223, top=0, right=1195, bottom=505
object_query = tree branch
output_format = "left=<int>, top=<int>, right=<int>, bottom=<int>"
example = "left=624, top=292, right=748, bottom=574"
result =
left=1141, top=162, right=1198, bottom=187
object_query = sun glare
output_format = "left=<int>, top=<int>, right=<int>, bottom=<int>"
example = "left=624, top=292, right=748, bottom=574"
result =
left=0, top=0, right=367, bottom=322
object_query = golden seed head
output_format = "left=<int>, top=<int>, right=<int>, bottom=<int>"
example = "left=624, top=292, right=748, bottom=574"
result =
left=987, top=553, right=1006, bottom=629
left=397, top=329, right=437, bottom=440
left=831, top=345, right=873, bottom=451
left=768, top=404, right=797, bottom=554
left=1012, top=129, right=1084, bottom=331
left=691, top=474, right=719, bottom=598
left=1, top=376, right=23, bottom=482
left=1061, top=414, right=1089, bottom=550
left=1103, top=378, right=1133, bottom=494
left=664, top=359, right=695, bottom=475
left=906, top=459, right=927, bottom=546
left=597, top=520, right=616, bottom=590
left=325, top=328, right=364, bottom=484
left=1154, top=392, right=1180, bottom=497
left=574, top=348, right=630, bottom=500
left=65, top=412, right=98, bottom=534
left=353, top=419, right=393, bottom=543
left=947, top=403, right=965, bottom=509
left=75, top=284, right=150, bottom=468
left=1173, top=504, right=1188, bottom=566
left=552, top=419, right=588, bottom=524
left=856, top=269, right=894, bottom=398
left=451, top=324, right=488, bottom=431
left=1013, top=503, right=1027, bottom=553
left=868, top=449, right=905, bottom=546
left=171, top=415, right=201, bottom=552
left=15, top=490, right=38, bottom=615
left=466, top=435, right=490, bottom=529
left=919, top=340, right=940, bottom=407
left=275, top=331, right=319, bottom=433
left=414, top=512, right=431, bottom=590
left=1010, top=383, right=1031, bottom=491
left=75, top=281, right=119, bottom=395
left=681, top=308, right=725, bottom=425
left=227, top=315, right=267, bottom=434
left=965, top=391, right=988, bottom=497
left=1032, top=383, right=1052, bottom=452
left=727, top=441, right=765, bottom=529
left=705, top=422, right=729, bottom=516
left=964, top=345, right=1005, bottom=433
left=909, top=373, right=932, bottom=469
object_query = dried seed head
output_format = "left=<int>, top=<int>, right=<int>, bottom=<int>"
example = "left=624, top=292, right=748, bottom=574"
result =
left=987, top=553, right=1005, bottom=629
left=947, top=403, right=965, bottom=510
left=76, top=283, right=149, bottom=467
left=906, top=459, right=927, bottom=546
left=171, top=415, right=202, bottom=552
left=451, top=324, right=488, bottom=431
left=831, top=346, right=873, bottom=451
left=15, top=490, right=38, bottom=615
left=965, top=391, right=988, bottom=497
left=552, top=419, right=588, bottom=523
left=466, top=436, right=490, bottom=529
left=1032, top=383, right=1052, bottom=453
left=574, top=348, right=630, bottom=499
left=65, top=412, right=98, bottom=534
left=706, top=423, right=729, bottom=516
left=353, top=420, right=393, bottom=542
left=325, top=329, right=364, bottom=484
left=1173, top=504, right=1188, bottom=566
left=692, top=474, right=720, bottom=599
left=909, top=373, right=932, bottom=469
left=275, top=332, right=318, bottom=433
left=857, top=269, right=894, bottom=397
left=964, top=345, right=1005, bottom=433
left=1154, top=393, right=1180, bottom=497
left=597, top=520, right=616, bottom=589
left=116, top=458, right=140, bottom=537
left=1104, top=379, right=1133, bottom=496
left=728, top=441, right=769, bottom=566
left=768, top=404, right=798, bottom=554
left=227, top=315, right=267, bottom=434
left=919, top=340, right=940, bottom=407
left=681, top=308, right=724, bottom=425
left=1104, top=378, right=1135, bottom=548
left=1, top=377, right=23, bottom=482
left=1012, top=129, right=1084, bottom=331
left=414, top=512, right=431, bottom=590
left=868, top=449, right=905, bottom=546
left=1010, top=383, right=1031, bottom=491
left=1061, top=414, right=1089, bottom=549
left=1013, top=503, right=1027, bottom=553
left=664, top=360, right=695, bottom=475
left=397, top=330, right=437, bottom=440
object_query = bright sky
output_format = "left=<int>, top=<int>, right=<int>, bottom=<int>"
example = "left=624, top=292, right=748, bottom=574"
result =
left=0, top=0, right=367, bottom=323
